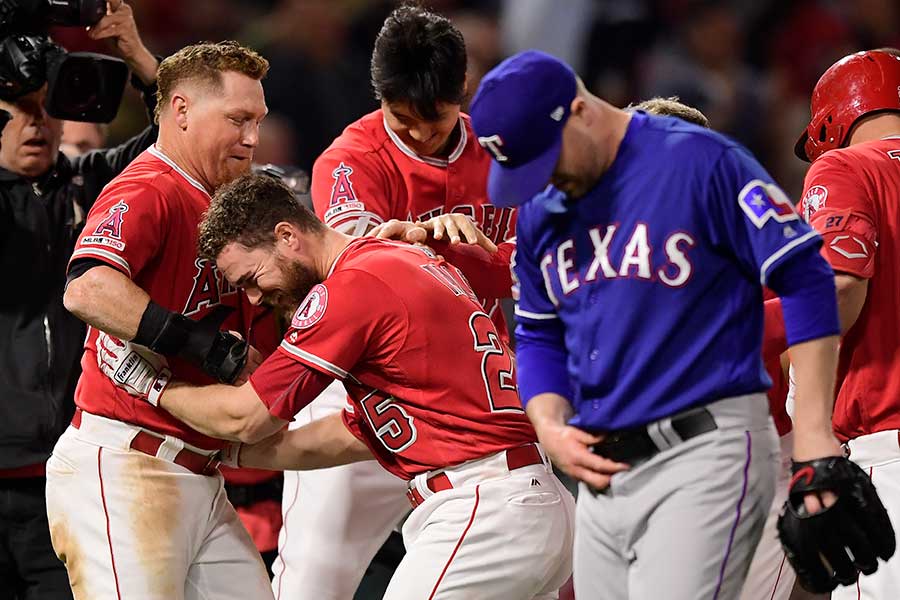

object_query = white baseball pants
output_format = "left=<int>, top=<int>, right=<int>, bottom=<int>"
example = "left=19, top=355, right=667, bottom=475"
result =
left=45, top=412, right=272, bottom=600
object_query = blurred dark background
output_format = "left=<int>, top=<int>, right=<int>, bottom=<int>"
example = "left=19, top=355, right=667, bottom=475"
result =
left=52, top=0, right=900, bottom=200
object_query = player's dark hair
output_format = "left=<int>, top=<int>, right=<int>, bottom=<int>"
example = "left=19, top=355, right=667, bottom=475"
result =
left=370, top=4, right=467, bottom=121
left=199, top=173, right=324, bottom=260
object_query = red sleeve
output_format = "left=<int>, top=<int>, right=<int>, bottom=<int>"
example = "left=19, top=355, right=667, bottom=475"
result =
left=341, top=407, right=366, bottom=442
left=249, top=348, right=333, bottom=421
left=429, top=239, right=515, bottom=300
left=277, top=271, right=407, bottom=379
left=762, top=297, right=787, bottom=363
left=68, top=181, right=167, bottom=279
left=311, top=148, right=394, bottom=235
left=801, top=154, right=878, bottom=279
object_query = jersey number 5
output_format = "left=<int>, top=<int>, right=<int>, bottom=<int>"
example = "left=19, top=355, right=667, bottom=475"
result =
left=360, top=390, right=417, bottom=453
left=469, top=312, right=521, bottom=412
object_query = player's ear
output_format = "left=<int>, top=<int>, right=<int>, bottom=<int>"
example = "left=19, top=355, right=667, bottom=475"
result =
left=569, top=96, right=587, bottom=119
left=171, top=93, right=189, bottom=131
left=274, top=221, right=299, bottom=250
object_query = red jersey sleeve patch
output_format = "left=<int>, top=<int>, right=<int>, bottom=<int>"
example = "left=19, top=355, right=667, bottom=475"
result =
left=311, top=151, right=390, bottom=234
left=291, top=284, right=328, bottom=329
left=282, top=267, right=407, bottom=382
left=70, top=182, right=166, bottom=278
left=809, top=208, right=877, bottom=279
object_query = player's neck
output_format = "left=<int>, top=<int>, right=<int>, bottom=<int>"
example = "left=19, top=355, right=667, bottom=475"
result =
left=847, top=113, right=900, bottom=145
left=155, top=131, right=215, bottom=194
left=596, top=102, right=633, bottom=175
left=319, top=229, right=354, bottom=280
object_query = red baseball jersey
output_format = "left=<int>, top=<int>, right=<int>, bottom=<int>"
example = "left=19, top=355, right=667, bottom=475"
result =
left=249, top=237, right=537, bottom=480
left=799, top=137, right=900, bottom=441
left=761, top=287, right=791, bottom=436
left=310, top=109, right=516, bottom=338
left=69, top=146, right=277, bottom=449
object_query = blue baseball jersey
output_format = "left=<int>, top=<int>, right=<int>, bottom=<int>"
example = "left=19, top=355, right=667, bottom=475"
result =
left=514, top=112, right=821, bottom=431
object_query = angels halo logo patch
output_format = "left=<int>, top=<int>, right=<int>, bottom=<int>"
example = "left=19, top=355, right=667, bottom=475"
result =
left=292, top=284, right=328, bottom=329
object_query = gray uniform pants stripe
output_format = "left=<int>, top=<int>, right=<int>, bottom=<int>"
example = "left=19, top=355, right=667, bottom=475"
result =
left=573, top=393, right=778, bottom=600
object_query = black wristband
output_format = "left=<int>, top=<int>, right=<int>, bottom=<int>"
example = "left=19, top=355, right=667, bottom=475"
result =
left=133, top=301, right=192, bottom=355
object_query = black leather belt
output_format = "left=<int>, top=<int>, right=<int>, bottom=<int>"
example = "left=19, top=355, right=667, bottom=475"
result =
left=225, top=476, right=284, bottom=508
left=590, top=407, right=717, bottom=466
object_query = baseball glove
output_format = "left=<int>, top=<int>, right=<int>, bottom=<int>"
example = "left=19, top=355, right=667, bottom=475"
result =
left=777, top=456, right=895, bottom=593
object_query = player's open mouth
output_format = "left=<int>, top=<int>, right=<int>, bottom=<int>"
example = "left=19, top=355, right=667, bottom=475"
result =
left=23, top=138, right=47, bottom=147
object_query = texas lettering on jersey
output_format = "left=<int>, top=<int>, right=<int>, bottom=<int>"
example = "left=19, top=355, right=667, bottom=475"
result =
left=541, top=223, right=695, bottom=303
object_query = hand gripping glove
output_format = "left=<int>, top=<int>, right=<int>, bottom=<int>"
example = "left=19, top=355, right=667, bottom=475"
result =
left=96, top=332, right=172, bottom=406
left=777, top=456, right=896, bottom=593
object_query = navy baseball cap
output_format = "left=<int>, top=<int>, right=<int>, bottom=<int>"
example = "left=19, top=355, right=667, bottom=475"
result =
left=470, top=50, right=577, bottom=207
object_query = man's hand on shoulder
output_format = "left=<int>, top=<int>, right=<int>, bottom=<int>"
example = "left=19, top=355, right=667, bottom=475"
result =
left=369, top=214, right=498, bottom=254
left=87, top=0, right=157, bottom=85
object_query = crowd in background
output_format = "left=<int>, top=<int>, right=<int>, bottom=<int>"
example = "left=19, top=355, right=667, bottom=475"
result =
left=50, top=0, right=900, bottom=200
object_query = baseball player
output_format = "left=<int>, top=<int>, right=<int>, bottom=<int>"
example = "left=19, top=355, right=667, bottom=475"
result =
left=96, top=172, right=576, bottom=600
left=46, top=42, right=278, bottom=599
left=626, top=97, right=798, bottom=599
left=789, top=47, right=900, bottom=598
left=274, top=6, right=516, bottom=598
left=469, top=50, right=893, bottom=599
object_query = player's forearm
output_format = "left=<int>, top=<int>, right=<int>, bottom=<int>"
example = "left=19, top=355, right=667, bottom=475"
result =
left=159, top=382, right=283, bottom=443
left=526, top=393, right=574, bottom=431
left=789, top=336, right=842, bottom=460
left=64, top=265, right=149, bottom=339
left=835, top=273, right=868, bottom=334
left=239, top=413, right=375, bottom=471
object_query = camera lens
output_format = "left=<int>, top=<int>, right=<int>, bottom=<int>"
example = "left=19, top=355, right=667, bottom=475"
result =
left=59, top=62, right=101, bottom=111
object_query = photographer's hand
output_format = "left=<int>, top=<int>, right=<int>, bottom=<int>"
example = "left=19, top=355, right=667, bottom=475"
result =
left=87, top=0, right=158, bottom=86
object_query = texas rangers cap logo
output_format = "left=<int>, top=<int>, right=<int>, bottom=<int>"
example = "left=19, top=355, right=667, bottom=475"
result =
left=291, top=284, right=328, bottom=329
left=737, top=179, right=799, bottom=229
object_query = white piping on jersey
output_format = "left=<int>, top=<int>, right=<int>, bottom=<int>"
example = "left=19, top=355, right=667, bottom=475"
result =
left=880, top=135, right=900, bottom=140
left=70, top=247, right=132, bottom=277
left=279, top=340, right=360, bottom=384
left=514, top=306, right=559, bottom=320
left=148, top=145, right=211, bottom=198
left=381, top=116, right=467, bottom=167
left=759, top=230, right=820, bottom=285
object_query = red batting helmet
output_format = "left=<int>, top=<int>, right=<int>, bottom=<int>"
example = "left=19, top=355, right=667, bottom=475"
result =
left=795, top=49, right=900, bottom=162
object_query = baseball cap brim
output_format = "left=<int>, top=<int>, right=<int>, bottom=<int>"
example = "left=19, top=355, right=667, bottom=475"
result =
left=487, top=133, right=563, bottom=208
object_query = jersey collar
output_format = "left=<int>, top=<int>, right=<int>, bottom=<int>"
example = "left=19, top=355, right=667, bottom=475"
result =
left=148, top=144, right=211, bottom=198
left=382, top=116, right=467, bottom=167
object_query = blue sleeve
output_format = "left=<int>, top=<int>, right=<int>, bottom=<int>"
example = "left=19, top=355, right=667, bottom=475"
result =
left=706, top=146, right=822, bottom=285
left=516, top=318, right=573, bottom=406
left=511, top=216, right=572, bottom=406
left=766, top=243, right=840, bottom=345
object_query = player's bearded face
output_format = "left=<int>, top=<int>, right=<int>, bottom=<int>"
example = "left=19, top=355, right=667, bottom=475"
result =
left=265, top=251, right=319, bottom=310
